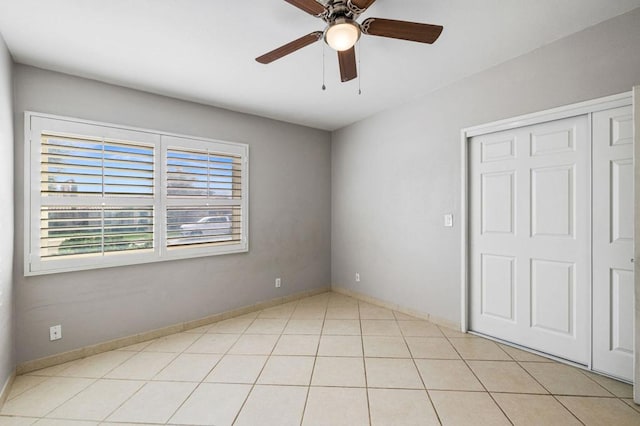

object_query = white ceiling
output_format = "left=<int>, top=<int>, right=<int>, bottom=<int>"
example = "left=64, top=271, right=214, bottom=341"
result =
left=0, top=0, right=639, bottom=130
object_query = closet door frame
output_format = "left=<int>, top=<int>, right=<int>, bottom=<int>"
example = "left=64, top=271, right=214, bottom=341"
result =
left=633, top=85, right=640, bottom=403
left=462, top=92, right=631, bottom=331
left=460, top=93, right=633, bottom=374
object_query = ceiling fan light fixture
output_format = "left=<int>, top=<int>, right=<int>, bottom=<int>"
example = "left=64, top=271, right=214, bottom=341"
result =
left=325, top=19, right=361, bottom=51
left=257, top=0, right=443, bottom=84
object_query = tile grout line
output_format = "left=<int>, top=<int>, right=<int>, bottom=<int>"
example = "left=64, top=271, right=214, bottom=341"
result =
left=480, top=352, right=599, bottom=420
left=575, top=366, right=626, bottom=398
left=161, top=315, right=258, bottom=425
left=545, top=393, right=587, bottom=426
left=479, top=337, right=632, bottom=403
left=8, top=362, right=93, bottom=404
left=512, top=359, right=586, bottom=425
left=439, top=325, right=515, bottom=426
left=356, top=300, right=375, bottom=426
left=39, top=377, right=99, bottom=421
left=6, top=292, right=637, bottom=425
left=49, top=346, right=152, bottom=423
left=298, top=294, right=330, bottom=426
left=101, top=333, right=227, bottom=423
left=160, top=311, right=262, bottom=424
left=15, top=347, right=138, bottom=421
left=228, top=301, right=300, bottom=426
left=445, top=332, right=630, bottom=403
left=99, top=314, right=254, bottom=424
left=26, top=348, right=148, bottom=423
left=398, top=316, right=443, bottom=425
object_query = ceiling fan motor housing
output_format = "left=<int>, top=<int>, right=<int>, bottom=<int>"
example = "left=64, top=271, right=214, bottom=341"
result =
left=321, top=0, right=364, bottom=22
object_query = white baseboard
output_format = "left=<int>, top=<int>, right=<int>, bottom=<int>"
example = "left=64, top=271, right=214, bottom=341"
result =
left=0, top=370, right=16, bottom=409
left=331, top=285, right=460, bottom=331
left=17, top=286, right=330, bottom=375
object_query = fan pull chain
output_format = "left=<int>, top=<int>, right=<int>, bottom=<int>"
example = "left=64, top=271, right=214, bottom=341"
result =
left=358, top=42, right=362, bottom=95
left=321, top=41, right=326, bottom=91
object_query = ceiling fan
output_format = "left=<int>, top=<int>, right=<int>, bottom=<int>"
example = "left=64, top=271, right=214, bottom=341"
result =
left=256, top=0, right=444, bottom=83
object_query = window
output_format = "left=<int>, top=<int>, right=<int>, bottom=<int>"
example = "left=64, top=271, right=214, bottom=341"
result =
left=25, top=113, right=249, bottom=275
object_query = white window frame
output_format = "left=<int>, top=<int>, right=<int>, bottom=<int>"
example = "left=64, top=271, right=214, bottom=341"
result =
left=24, top=112, right=249, bottom=276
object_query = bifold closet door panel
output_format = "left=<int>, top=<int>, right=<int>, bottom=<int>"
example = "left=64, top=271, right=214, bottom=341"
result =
left=592, top=105, right=634, bottom=382
left=469, top=115, right=591, bottom=365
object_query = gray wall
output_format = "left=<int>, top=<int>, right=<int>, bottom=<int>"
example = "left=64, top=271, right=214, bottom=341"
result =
left=0, top=35, right=14, bottom=389
left=332, top=8, right=640, bottom=325
left=13, top=65, right=331, bottom=364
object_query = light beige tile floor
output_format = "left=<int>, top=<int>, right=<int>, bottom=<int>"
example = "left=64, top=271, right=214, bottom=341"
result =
left=1, top=291, right=638, bottom=425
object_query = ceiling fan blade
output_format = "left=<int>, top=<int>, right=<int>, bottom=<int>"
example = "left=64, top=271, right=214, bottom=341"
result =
left=348, top=0, right=377, bottom=13
left=256, top=31, right=323, bottom=64
left=361, top=18, right=443, bottom=44
left=338, top=47, right=357, bottom=82
left=285, top=0, right=327, bottom=17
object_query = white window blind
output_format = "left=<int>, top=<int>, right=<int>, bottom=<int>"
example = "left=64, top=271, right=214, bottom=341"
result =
left=166, top=147, right=242, bottom=199
left=38, top=131, right=156, bottom=263
left=41, top=134, right=155, bottom=197
left=26, top=113, right=249, bottom=275
left=165, top=145, right=243, bottom=249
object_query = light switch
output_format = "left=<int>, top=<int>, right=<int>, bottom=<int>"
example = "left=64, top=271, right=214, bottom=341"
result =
left=444, top=214, right=453, bottom=228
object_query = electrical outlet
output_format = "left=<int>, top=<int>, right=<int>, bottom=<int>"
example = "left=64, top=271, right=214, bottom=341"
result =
left=50, top=325, right=62, bottom=341
left=355, top=272, right=360, bottom=282
left=275, top=278, right=281, bottom=288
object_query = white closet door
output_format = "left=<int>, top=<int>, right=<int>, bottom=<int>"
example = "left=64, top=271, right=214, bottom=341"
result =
left=469, top=115, right=591, bottom=364
left=592, top=106, right=634, bottom=381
